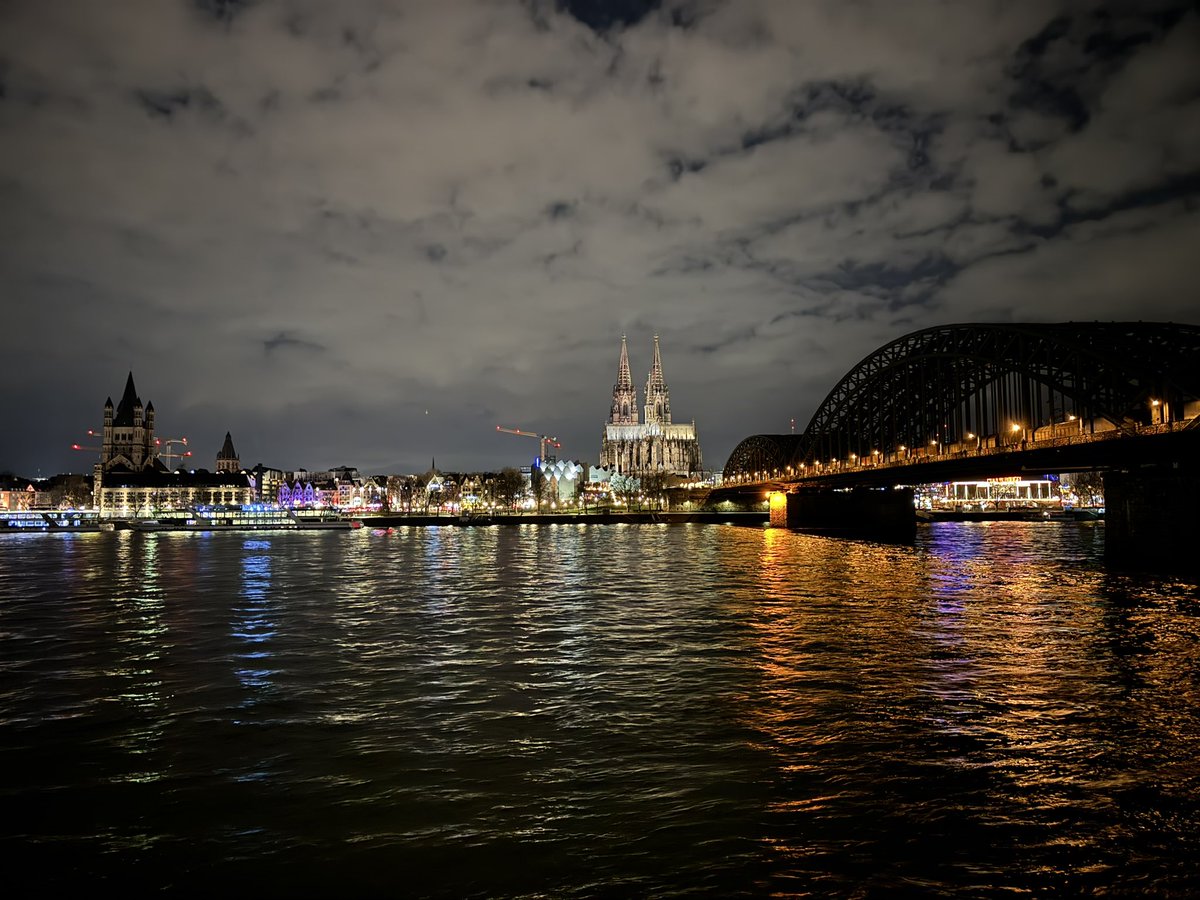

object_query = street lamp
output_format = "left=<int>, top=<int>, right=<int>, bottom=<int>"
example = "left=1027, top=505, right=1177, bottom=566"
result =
left=1150, top=398, right=1164, bottom=425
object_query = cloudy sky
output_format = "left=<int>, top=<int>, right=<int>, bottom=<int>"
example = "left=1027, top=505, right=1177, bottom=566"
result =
left=2, top=0, right=1197, bottom=476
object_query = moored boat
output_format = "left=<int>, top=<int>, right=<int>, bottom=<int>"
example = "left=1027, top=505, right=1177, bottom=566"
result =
left=125, top=506, right=355, bottom=532
left=1, top=510, right=104, bottom=532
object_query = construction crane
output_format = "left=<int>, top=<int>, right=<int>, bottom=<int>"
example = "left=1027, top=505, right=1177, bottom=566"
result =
left=71, top=428, right=103, bottom=455
left=154, top=437, right=192, bottom=469
left=72, top=430, right=192, bottom=468
left=496, top=426, right=561, bottom=466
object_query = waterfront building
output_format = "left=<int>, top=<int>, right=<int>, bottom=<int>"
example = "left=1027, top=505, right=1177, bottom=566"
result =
left=216, top=432, right=240, bottom=473
left=279, top=480, right=319, bottom=507
left=250, top=464, right=285, bottom=504
left=97, top=469, right=253, bottom=518
left=91, top=373, right=255, bottom=516
left=540, top=458, right=585, bottom=503
left=0, top=476, right=35, bottom=512
left=599, top=335, right=703, bottom=476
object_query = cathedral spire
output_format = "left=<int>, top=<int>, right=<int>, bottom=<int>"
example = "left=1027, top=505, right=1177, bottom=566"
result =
left=644, top=334, right=671, bottom=425
left=648, top=335, right=664, bottom=389
left=617, top=334, right=632, bottom=390
left=609, top=335, right=638, bottom=424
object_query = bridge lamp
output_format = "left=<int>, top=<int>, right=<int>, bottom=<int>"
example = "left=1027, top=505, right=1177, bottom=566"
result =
left=1010, top=423, right=1021, bottom=432
left=1150, top=398, right=1160, bottom=406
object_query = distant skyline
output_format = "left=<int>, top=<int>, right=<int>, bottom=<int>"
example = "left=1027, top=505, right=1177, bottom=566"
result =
left=2, top=1, right=1198, bottom=476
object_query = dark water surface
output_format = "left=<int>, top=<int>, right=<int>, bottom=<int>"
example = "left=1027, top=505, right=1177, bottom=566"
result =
left=2, top=523, right=1199, bottom=897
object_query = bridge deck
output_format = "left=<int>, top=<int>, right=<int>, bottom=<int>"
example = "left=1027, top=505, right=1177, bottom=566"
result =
left=723, top=420, right=1199, bottom=492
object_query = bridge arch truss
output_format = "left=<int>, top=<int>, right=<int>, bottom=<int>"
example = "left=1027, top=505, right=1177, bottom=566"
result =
left=724, top=322, right=1200, bottom=478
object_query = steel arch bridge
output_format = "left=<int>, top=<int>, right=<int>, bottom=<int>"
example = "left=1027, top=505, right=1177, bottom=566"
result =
left=724, top=322, right=1200, bottom=479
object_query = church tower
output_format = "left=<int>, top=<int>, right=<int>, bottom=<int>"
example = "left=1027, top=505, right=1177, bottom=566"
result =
left=100, top=372, right=157, bottom=472
left=609, top=335, right=638, bottom=424
left=643, top=334, right=672, bottom=426
left=216, top=432, right=240, bottom=473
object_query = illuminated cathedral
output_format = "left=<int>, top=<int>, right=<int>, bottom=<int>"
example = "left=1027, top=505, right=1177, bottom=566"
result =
left=599, top=335, right=703, bottom=477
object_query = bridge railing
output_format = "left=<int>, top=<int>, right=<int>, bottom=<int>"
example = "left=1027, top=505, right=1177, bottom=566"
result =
left=727, top=416, right=1197, bottom=485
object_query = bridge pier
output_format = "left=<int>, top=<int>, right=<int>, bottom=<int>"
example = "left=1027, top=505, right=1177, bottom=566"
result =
left=1104, top=465, right=1200, bottom=570
left=776, top=487, right=915, bottom=541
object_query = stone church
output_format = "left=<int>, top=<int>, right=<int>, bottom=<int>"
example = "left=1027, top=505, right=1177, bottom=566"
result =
left=99, top=372, right=165, bottom=474
left=599, top=335, right=703, bottom=477
left=92, top=373, right=252, bottom=516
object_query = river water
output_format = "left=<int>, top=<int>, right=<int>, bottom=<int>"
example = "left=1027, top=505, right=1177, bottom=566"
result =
left=1, top=522, right=1198, bottom=897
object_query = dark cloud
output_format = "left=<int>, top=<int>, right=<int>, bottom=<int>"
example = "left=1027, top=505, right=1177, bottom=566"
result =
left=193, top=0, right=256, bottom=24
left=135, top=86, right=220, bottom=119
left=560, top=0, right=662, bottom=32
left=0, top=1, right=1197, bottom=476
left=263, top=332, right=325, bottom=355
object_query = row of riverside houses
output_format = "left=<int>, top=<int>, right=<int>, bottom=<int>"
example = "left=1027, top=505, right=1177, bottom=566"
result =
left=16, top=362, right=708, bottom=518
left=85, top=374, right=578, bottom=517
left=89, top=373, right=398, bottom=517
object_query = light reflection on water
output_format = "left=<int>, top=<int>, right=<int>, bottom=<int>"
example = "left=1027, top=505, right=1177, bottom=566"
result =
left=234, top=539, right=276, bottom=700
left=0, top=522, right=1198, bottom=896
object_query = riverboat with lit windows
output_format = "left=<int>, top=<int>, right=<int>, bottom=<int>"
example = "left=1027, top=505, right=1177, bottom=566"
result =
left=915, top=476, right=1102, bottom=521
left=128, top=505, right=356, bottom=531
left=1, top=510, right=104, bottom=532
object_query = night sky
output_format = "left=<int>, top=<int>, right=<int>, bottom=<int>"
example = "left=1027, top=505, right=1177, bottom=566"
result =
left=2, top=1, right=1197, bottom=477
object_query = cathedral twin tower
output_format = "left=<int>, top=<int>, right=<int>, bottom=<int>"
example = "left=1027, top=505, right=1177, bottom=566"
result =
left=600, top=335, right=703, bottom=477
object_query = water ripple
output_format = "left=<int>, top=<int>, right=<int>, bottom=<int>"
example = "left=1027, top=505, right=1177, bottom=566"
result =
left=1, top=523, right=1199, bottom=896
